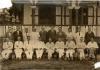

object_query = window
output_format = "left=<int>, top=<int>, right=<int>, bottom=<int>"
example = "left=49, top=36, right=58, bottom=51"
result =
left=38, top=5, right=56, bottom=25
left=70, top=7, right=88, bottom=25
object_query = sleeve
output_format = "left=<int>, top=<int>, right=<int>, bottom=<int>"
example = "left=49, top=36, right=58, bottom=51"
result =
left=54, top=42, right=58, bottom=48
left=42, top=43, right=46, bottom=48
left=20, top=42, right=24, bottom=48
left=73, top=42, right=76, bottom=48
left=2, top=43, right=6, bottom=49
left=62, top=42, right=65, bottom=48
left=65, top=42, right=68, bottom=48
left=86, top=42, right=90, bottom=48
left=9, top=42, right=13, bottom=49
left=94, top=42, right=99, bottom=48
left=76, top=43, right=79, bottom=48
left=83, top=43, right=87, bottom=49
left=14, top=42, right=17, bottom=49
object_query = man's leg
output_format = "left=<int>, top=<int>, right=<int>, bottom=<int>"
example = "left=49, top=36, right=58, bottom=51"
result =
left=1, top=50, right=12, bottom=59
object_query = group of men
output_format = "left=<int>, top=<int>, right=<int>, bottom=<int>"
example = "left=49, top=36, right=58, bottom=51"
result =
left=1, top=26, right=99, bottom=61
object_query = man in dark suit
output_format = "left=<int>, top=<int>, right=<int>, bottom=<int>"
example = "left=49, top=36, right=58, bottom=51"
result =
left=47, top=26, right=56, bottom=43
left=13, top=26, right=23, bottom=42
left=84, top=27, right=95, bottom=44
left=39, top=27, right=47, bottom=43
left=56, top=27, right=66, bottom=42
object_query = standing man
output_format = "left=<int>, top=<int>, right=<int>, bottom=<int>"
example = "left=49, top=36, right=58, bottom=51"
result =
left=39, top=27, right=47, bottom=43
left=47, top=26, right=56, bottom=43
left=85, top=27, right=95, bottom=44
left=66, top=27, right=74, bottom=40
left=30, top=26, right=40, bottom=43
left=6, top=27, right=13, bottom=41
left=56, top=27, right=66, bottom=42
left=75, top=27, right=85, bottom=44
left=13, top=26, right=23, bottom=42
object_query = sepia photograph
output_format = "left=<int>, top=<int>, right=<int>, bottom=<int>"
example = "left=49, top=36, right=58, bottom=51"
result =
left=0, top=0, right=100, bottom=70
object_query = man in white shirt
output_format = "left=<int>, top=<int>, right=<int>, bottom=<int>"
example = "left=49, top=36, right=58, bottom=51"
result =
left=75, top=27, right=85, bottom=44
left=30, top=27, right=40, bottom=43
left=14, top=36, right=24, bottom=59
left=66, top=37, right=76, bottom=60
left=55, top=38, right=65, bottom=59
left=77, top=37, right=86, bottom=60
left=24, top=36, right=33, bottom=60
left=66, top=27, right=74, bottom=40
left=87, top=37, right=98, bottom=59
left=46, top=38, right=55, bottom=60
left=1, top=38, right=13, bottom=59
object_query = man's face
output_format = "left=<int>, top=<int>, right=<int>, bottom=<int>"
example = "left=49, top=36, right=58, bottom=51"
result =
left=88, top=27, right=92, bottom=32
left=41, top=27, right=45, bottom=31
left=17, top=27, right=20, bottom=31
left=58, top=27, right=62, bottom=32
left=17, top=37, right=21, bottom=41
left=6, top=38, right=9, bottom=42
left=49, top=38, right=52, bottom=42
left=78, top=27, right=81, bottom=32
left=32, top=27, right=36, bottom=32
left=51, top=26, right=55, bottom=30
left=68, top=28, right=72, bottom=32
left=27, top=36, right=30, bottom=40
left=58, top=38, right=62, bottom=42
left=80, top=37, right=84, bottom=42
left=25, top=28, right=28, bottom=33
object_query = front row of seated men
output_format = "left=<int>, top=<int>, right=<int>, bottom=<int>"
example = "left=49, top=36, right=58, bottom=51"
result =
left=1, top=36, right=98, bottom=61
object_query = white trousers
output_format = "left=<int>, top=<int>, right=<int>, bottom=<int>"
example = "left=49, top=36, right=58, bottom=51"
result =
left=14, top=49, right=22, bottom=59
left=78, top=49, right=85, bottom=59
left=25, top=50, right=33, bottom=59
left=36, top=49, right=43, bottom=59
left=66, top=49, right=75, bottom=58
left=57, top=49, right=64, bottom=58
left=47, top=49, right=54, bottom=59
left=89, top=48, right=95, bottom=58
left=1, top=50, right=12, bottom=59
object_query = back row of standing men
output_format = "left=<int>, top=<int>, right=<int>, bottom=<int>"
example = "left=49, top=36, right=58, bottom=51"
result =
left=6, top=26, right=95, bottom=44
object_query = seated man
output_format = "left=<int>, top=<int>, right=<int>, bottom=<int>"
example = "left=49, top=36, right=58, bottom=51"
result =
left=34, top=38, right=46, bottom=60
left=87, top=37, right=98, bottom=59
left=46, top=38, right=55, bottom=60
left=66, top=37, right=76, bottom=60
left=14, top=36, right=24, bottom=59
left=54, top=38, right=65, bottom=59
left=77, top=37, right=86, bottom=60
left=24, top=36, right=33, bottom=60
left=1, top=38, right=13, bottom=59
